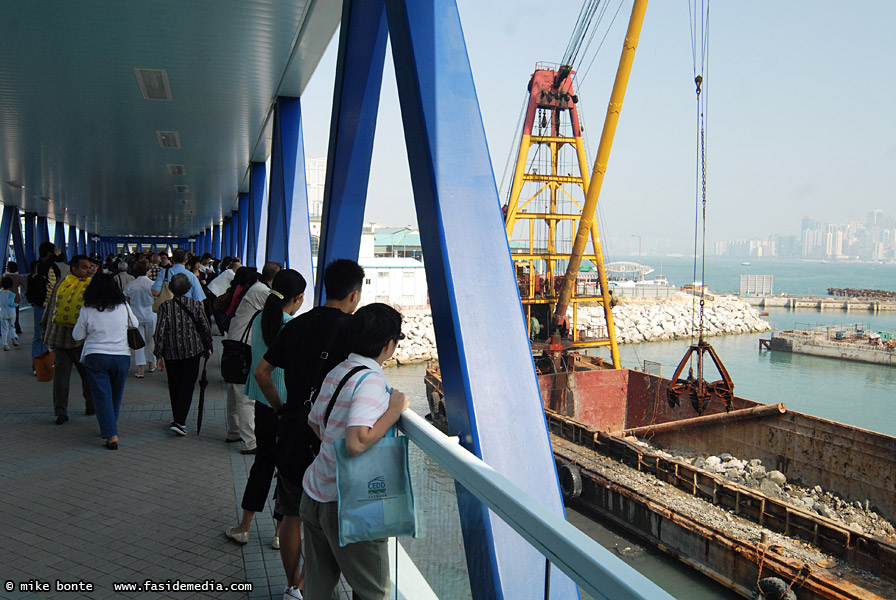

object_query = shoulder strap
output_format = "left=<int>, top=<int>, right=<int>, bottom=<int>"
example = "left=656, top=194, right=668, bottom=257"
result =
left=303, top=310, right=349, bottom=407
left=173, top=296, right=200, bottom=329
left=241, top=309, right=262, bottom=343
left=322, top=365, right=370, bottom=429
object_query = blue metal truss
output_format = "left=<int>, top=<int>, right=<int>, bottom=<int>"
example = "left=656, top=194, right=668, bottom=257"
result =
left=212, top=222, right=221, bottom=259
left=68, top=225, right=77, bottom=258
left=237, top=193, right=249, bottom=263
left=54, top=222, right=65, bottom=251
left=23, top=213, right=36, bottom=267
left=9, top=209, right=26, bottom=268
left=0, top=205, right=15, bottom=267
left=315, top=0, right=388, bottom=304
left=247, top=162, right=266, bottom=268
left=78, top=230, right=87, bottom=256
left=313, top=1, right=577, bottom=597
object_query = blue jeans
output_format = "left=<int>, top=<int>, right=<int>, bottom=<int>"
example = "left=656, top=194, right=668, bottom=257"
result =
left=83, top=354, right=130, bottom=438
left=32, top=305, right=48, bottom=358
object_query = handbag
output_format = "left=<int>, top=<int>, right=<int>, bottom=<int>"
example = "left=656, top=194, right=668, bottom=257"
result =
left=328, top=372, right=417, bottom=546
left=33, top=351, right=55, bottom=382
left=151, top=268, right=173, bottom=313
left=334, top=431, right=417, bottom=546
left=126, top=308, right=145, bottom=350
left=221, top=310, right=260, bottom=384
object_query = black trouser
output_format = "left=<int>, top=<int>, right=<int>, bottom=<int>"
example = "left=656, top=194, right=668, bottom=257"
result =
left=53, top=346, right=94, bottom=417
left=164, top=354, right=201, bottom=426
left=14, top=305, right=21, bottom=334
left=241, top=401, right=282, bottom=516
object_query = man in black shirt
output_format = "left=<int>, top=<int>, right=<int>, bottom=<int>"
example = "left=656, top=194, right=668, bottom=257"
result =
left=253, top=258, right=364, bottom=597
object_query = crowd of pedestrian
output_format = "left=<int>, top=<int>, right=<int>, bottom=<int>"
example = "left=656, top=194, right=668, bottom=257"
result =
left=6, top=245, right=408, bottom=599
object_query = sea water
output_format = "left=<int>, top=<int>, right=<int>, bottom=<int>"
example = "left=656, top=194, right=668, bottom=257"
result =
left=385, top=257, right=896, bottom=598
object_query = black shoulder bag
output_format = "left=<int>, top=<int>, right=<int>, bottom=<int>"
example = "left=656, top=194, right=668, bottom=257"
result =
left=221, top=310, right=261, bottom=384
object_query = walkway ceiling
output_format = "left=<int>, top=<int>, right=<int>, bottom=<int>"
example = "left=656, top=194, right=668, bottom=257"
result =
left=0, top=0, right=340, bottom=238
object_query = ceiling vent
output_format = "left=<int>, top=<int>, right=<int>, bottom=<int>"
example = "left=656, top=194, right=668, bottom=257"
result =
left=35, top=196, right=52, bottom=202
left=167, top=164, right=186, bottom=175
left=3, top=180, right=25, bottom=189
left=156, top=131, right=181, bottom=149
left=134, top=68, right=173, bottom=100
left=174, top=185, right=190, bottom=193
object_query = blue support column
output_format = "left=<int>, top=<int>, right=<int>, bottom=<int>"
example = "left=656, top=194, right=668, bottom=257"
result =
left=9, top=209, right=26, bottom=267
left=247, top=163, right=266, bottom=268
left=383, top=1, right=577, bottom=597
left=68, top=225, right=78, bottom=258
left=316, top=0, right=388, bottom=304
left=54, top=222, right=65, bottom=252
left=23, top=213, right=36, bottom=268
left=222, top=218, right=232, bottom=259
left=78, top=229, right=87, bottom=256
left=237, top=193, right=249, bottom=263
left=36, top=216, right=50, bottom=248
left=0, top=205, right=15, bottom=267
left=212, top=223, right=221, bottom=259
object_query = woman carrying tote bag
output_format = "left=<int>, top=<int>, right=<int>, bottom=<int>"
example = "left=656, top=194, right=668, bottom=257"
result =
left=72, top=273, right=138, bottom=450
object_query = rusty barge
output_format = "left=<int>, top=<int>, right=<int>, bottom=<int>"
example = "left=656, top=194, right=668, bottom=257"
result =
left=767, top=325, right=896, bottom=367
left=425, top=360, right=896, bottom=599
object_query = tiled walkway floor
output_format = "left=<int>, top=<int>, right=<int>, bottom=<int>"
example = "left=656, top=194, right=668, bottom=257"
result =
left=0, top=311, right=283, bottom=600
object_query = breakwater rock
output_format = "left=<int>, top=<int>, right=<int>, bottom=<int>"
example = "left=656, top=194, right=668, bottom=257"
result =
left=389, top=297, right=771, bottom=365
left=578, top=296, right=771, bottom=344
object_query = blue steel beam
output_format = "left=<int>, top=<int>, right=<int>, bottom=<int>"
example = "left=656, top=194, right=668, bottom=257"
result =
left=9, top=209, right=26, bottom=267
left=237, top=193, right=249, bottom=263
left=68, top=225, right=77, bottom=258
left=222, top=218, right=232, bottom=259
left=36, top=216, right=49, bottom=248
left=78, top=230, right=87, bottom=256
left=54, top=222, right=65, bottom=252
left=0, top=205, right=14, bottom=267
left=23, top=213, right=36, bottom=267
left=384, top=1, right=577, bottom=597
left=315, top=0, right=388, bottom=305
left=267, top=97, right=313, bottom=280
left=247, top=163, right=266, bottom=268
left=212, top=222, right=221, bottom=259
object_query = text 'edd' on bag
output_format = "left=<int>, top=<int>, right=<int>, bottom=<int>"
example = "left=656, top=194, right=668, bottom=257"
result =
left=334, top=429, right=417, bottom=546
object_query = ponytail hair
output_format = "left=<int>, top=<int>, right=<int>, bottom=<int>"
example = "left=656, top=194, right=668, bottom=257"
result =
left=260, top=269, right=307, bottom=346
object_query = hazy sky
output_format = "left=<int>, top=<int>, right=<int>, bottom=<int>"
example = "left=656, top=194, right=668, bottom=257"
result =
left=299, top=1, right=896, bottom=257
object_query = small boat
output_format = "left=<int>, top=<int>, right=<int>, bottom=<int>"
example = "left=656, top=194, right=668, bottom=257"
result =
left=741, top=261, right=751, bottom=266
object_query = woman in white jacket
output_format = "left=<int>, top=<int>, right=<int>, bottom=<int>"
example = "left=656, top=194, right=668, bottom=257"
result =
left=73, top=273, right=137, bottom=450
left=124, top=259, right=156, bottom=377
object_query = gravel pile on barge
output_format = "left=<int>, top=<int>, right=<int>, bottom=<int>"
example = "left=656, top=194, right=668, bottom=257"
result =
left=630, top=439, right=896, bottom=541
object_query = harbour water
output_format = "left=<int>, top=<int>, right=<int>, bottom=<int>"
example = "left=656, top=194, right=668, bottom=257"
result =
left=386, top=257, right=896, bottom=598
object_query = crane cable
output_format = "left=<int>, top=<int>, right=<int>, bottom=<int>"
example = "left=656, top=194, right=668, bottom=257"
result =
left=689, top=0, right=710, bottom=345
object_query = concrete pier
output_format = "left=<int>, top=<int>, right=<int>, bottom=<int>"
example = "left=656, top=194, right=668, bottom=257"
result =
left=742, top=296, right=896, bottom=312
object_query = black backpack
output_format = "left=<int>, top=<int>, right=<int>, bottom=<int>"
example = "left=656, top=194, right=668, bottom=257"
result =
left=274, top=309, right=352, bottom=483
left=25, top=261, right=59, bottom=306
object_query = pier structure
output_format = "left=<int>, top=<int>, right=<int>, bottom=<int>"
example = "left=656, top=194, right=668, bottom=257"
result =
left=742, top=296, right=896, bottom=312
left=0, top=1, right=672, bottom=598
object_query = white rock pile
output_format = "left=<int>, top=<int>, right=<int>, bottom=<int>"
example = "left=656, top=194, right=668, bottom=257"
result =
left=578, top=295, right=771, bottom=344
left=390, top=297, right=770, bottom=364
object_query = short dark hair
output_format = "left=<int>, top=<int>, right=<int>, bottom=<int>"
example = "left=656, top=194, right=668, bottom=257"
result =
left=83, top=273, right=126, bottom=311
left=169, top=272, right=191, bottom=296
left=1, top=276, right=12, bottom=289
left=70, top=254, right=90, bottom=269
left=133, top=259, right=150, bottom=277
left=350, top=303, right=403, bottom=358
left=260, top=261, right=282, bottom=283
left=201, top=253, right=212, bottom=261
left=323, top=259, right=364, bottom=301
left=5, top=261, right=18, bottom=273
left=172, top=248, right=188, bottom=264
left=38, top=241, right=56, bottom=259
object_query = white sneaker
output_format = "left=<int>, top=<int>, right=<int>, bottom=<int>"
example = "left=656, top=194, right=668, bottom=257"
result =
left=170, top=422, right=187, bottom=436
left=271, top=536, right=280, bottom=550
left=283, top=586, right=303, bottom=600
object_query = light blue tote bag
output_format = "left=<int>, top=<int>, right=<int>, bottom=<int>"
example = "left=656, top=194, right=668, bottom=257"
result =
left=333, top=426, right=418, bottom=546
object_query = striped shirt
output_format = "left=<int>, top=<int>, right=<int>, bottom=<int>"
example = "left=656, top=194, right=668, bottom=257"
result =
left=303, top=354, right=391, bottom=503
left=153, top=296, right=212, bottom=360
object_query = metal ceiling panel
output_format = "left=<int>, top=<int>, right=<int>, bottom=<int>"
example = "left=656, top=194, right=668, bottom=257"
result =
left=0, top=0, right=340, bottom=236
